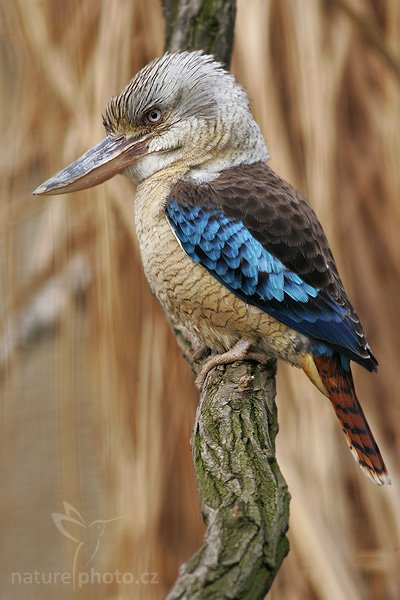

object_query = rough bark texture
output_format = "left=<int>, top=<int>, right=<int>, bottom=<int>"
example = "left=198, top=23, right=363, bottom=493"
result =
left=162, top=0, right=236, bottom=66
left=163, top=1, right=290, bottom=597
left=165, top=358, right=290, bottom=600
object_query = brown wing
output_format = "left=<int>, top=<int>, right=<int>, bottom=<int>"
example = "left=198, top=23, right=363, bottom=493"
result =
left=170, top=162, right=377, bottom=370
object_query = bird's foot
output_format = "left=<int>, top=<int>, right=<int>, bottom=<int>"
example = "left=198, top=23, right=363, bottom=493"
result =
left=195, top=339, right=268, bottom=389
left=246, top=351, right=269, bottom=364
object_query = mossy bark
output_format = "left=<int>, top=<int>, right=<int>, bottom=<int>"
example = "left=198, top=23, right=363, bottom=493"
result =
left=165, top=359, right=290, bottom=600
left=162, top=0, right=236, bottom=66
left=163, top=1, right=290, bottom=597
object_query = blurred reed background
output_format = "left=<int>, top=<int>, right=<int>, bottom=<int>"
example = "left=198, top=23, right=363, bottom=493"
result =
left=1, top=0, right=399, bottom=598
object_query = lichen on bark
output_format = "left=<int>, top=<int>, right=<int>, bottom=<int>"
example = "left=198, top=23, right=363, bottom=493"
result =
left=162, top=0, right=236, bottom=66
left=166, top=359, right=290, bottom=600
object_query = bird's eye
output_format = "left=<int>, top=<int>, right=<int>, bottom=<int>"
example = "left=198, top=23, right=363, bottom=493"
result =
left=145, top=108, right=163, bottom=124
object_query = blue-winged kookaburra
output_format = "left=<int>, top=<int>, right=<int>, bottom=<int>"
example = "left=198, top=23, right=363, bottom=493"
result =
left=34, top=51, right=390, bottom=485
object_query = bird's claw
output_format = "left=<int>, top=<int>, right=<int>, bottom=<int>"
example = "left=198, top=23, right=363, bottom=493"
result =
left=195, top=339, right=268, bottom=389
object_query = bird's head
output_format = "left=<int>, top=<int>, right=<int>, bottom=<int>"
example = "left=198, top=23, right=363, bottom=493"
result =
left=34, top=51, right=268, bottom=195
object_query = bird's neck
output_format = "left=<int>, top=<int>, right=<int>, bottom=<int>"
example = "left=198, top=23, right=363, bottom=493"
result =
left=133, top=136, right=268, bottom=218
left=184, top=144, right=267, bottom=184
left=134, top=143, right=268, bottom=191
left=185, top=111, right=269, bottom=184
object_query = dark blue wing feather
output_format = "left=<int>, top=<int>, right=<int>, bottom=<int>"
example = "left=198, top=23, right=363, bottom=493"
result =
left=166, top=200, right=365, bottom=364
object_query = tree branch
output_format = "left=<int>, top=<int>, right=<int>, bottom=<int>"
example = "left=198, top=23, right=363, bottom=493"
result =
left=162, top=0, right=236, bottom=67
left=162, top=1, right=290, bottom=596
left=166, top=358, right=290, bottom=600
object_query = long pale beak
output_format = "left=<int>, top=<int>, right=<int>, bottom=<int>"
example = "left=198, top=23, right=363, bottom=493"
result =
left=33, top=134, right=150, bottom=196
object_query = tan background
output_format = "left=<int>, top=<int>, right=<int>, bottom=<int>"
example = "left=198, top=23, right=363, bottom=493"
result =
left=1, top=0, right=399, bottom=598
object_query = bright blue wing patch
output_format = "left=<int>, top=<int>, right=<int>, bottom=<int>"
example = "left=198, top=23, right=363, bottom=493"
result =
left=166, top=200, right=362, bottom=361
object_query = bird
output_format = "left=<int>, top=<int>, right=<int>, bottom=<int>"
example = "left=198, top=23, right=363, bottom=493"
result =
left=34, top=51, right=390, bottom=486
